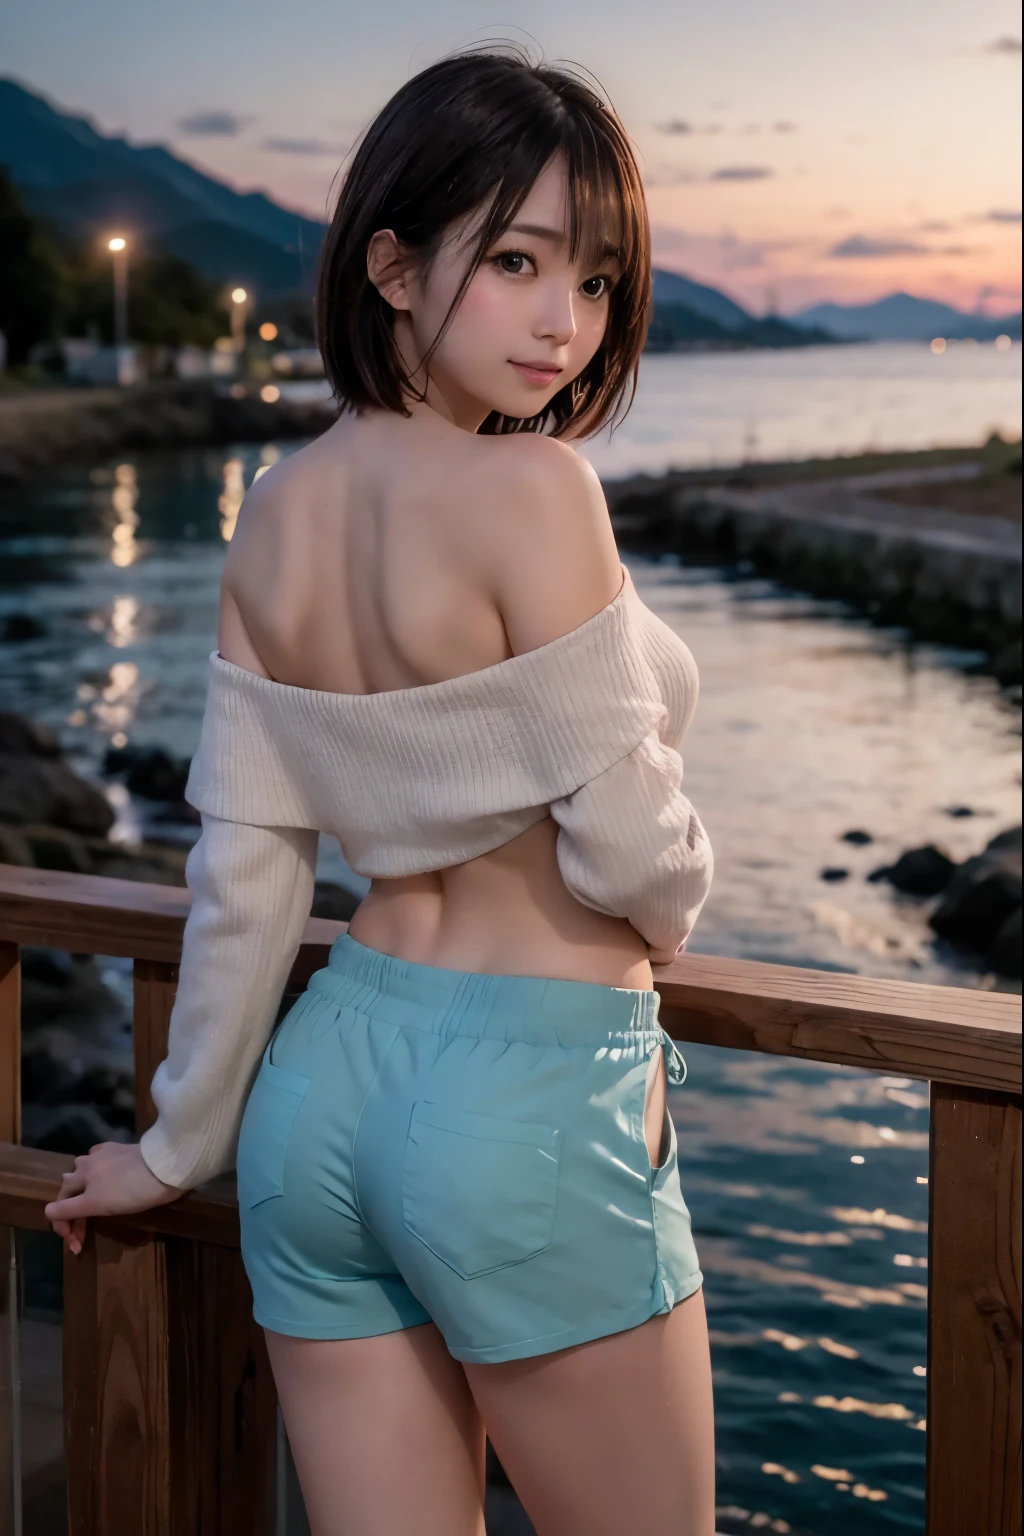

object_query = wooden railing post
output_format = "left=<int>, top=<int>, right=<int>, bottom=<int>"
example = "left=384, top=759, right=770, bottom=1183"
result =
left=0, top=942, right=20, bottom=1147
left=0, top=942, right=22, bottom=1533
left=927, top=1082, right=1022, bottom=1536
left=64, top=1226, right=278, bottom=1536
left=55, top=954, right=279, bottom=1535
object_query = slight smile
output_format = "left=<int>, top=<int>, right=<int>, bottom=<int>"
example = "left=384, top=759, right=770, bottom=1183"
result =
left=510, top=361, right=563, bottom=386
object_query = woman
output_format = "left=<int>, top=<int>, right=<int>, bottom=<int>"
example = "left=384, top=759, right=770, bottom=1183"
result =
left=46, top=48, right=716, bottom=1536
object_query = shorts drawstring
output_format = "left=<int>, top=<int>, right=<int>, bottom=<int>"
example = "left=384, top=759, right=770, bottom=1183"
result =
left=660, top=1031, right=688, bottom=1086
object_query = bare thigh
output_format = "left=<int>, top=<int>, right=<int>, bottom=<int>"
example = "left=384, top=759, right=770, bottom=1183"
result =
left=465, top=1290, right=716, bottom=1536
left=265, top=1322, right=486, bottom=1536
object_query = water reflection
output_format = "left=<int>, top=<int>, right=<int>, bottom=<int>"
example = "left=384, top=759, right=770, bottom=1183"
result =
left=110, top=463, right=139, bottom=567
left=108, top=593, right=141, bottom=648
left=92, top=661, right=139, bottom=742
left=218, top=458, right=245, bottom=540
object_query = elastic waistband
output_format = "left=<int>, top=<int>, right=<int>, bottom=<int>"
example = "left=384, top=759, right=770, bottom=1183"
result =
left=311, top=934, right=661, bottom=1048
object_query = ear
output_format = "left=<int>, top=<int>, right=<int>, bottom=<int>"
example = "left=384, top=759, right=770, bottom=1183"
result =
left=367, top=230, right=413, bottom=312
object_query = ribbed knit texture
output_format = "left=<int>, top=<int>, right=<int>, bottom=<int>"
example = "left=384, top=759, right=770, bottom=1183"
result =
left=138, top=565, right=713, bottom=1189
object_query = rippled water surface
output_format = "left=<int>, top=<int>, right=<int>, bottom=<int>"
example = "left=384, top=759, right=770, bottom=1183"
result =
left=1, top=432, right=1020, bottom=1535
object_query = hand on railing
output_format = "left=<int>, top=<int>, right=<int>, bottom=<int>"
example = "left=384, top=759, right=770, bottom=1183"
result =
left=43, top=1142, right=183, bottom=1254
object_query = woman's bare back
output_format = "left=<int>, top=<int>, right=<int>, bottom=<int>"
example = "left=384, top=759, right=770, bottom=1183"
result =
left=218, top=405, right=655, bottom=988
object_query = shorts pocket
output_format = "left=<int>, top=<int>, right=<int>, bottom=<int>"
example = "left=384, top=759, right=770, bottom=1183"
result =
left=237, top=1057, right=310, bottom=1209
left=402, top=1101, right=561, bottom=1279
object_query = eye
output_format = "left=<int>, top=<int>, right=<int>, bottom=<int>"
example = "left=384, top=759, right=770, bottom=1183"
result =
left=493, top=250, right=534, bottom=276
left=580, top=275, right=612, bottom=299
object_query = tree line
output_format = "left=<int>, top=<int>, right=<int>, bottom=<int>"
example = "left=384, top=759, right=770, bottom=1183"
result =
left=0, top=167, right=231, bottom=367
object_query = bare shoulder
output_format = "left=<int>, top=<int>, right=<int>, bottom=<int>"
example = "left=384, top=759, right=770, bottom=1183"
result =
left=467, top=435, right=623, bottom=654
left=218, top=442, right=331, bottom=669
left=225, top=443, right=321, bottom=552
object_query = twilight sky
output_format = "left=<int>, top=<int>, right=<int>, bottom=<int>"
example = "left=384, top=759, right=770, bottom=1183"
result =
left=5, top=0, right=1021, bottom=313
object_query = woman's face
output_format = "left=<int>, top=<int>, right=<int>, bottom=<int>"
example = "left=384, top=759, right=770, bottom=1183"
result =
left=372, top=155, right=621, bottom=431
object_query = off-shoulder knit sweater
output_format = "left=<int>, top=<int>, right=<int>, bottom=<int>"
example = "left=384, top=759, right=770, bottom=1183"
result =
left=138, top=565, right=713, bottom=1189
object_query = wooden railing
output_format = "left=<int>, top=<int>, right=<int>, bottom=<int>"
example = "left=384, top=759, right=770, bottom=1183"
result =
left=0, top=863, right=1020, bottom=1535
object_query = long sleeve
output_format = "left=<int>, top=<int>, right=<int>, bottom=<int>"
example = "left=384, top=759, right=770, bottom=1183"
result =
left=138, top=811, right=318, bottom=1190
left=550, top=726, right=713, bottom=964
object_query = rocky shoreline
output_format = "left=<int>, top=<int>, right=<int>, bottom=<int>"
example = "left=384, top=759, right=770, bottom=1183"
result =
left=0, top=380, right=338, bottom=483
left=0, top=709, right=358, bottom=1157
left=864, top=824, right=1021, bottom=979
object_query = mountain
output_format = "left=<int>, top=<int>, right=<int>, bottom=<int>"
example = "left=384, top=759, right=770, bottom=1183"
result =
left=0, top=76, right=326, bottom=295
left=651, top=268, right=752, bottom=330
left=0, top=76, right=837, bottom=344
left=795, top=291, right=1022, bottom=342
left=647, top=298, right=832, bottom=352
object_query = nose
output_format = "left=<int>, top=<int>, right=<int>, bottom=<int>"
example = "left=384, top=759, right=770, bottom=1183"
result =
left=534, top=280, right=578, bottom=348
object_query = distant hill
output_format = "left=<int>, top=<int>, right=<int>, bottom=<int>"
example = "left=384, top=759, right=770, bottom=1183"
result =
left=0, top=75, right=841, bottom=347
left=796, top=291, right=1022, bottom=342
left=651, top=269, right=752, bottom=330
left=647, top=298, right=832, bottom=352
left=0, top=76, right=325, bottom=295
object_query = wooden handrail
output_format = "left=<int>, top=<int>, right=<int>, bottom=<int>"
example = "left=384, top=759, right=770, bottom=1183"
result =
left=0, top=861, right=1019, bottom=1536
left=2, top=863, right=1019, bottom=1091
left=0, top=1143, right=241, bottom=1247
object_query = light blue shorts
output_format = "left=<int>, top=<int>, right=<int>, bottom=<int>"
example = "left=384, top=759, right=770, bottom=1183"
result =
left=236, top=934, right=703, bottom=1364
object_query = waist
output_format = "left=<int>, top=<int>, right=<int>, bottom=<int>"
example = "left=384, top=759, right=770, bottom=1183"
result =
left=310, top=933, right=661, bottom=1048
left=347, top=815, right=654, bottom=989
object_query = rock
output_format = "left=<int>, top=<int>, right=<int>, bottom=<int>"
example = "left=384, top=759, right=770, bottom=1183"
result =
left=21, top=1048, right=133, bottom=1128
left=0, top=710, right=62, bottom=758
left=944, top=805, right=976, bottom=819
left=0, top=755, right=115, bottom=835
left=0, top=824, right=33, bottom=866
left=148, top=799, right=201, bottom=826
left=83, top=836, right=190, bottom=885
left=311, top=881, right=361, bottom=921
left=930, top=855, right=1022, bottom=952
left=820, top=867, right=849, bottom=882
left=991, top=638, right=1022, bottom=687
left=841, top=829, right=873, bottom=845
left=872, top=845, right=957, bottom=896
left=1, top=612, right=47, bottom=642
left=988, top=907, right=1022, bottom=979
left=91, top=852, right=185, bottom=886
left=126, top=749, right=190, bottom=802
left=104, top=744, right=191, bottom=802
left=22, top=824, right=94, bottom=874
left=22, top=1103, right=132, bottom=1158
left=20, top=948, right=121, bottom=1035
left=985, top=825, right=1022, bottom=856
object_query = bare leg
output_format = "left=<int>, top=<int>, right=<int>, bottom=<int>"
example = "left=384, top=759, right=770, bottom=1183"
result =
left=265, top=1322, right=486, bottom=1536
left=466, top=1292, right=715, bottom=1536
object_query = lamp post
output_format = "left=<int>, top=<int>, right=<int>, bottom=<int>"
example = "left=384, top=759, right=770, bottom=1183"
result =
left=107, top=237, right=129, bottom=348
left=230, top=287, right=249, bottom=354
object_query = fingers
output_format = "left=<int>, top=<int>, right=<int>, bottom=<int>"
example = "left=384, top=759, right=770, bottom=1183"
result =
left=47, top=1208, right=89, bottom=1256
left=44, top=1190, right=94, bottom=1224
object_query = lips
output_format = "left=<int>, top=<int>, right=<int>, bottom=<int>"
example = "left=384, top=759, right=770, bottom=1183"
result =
left=510, top=361, right=563, bottom=386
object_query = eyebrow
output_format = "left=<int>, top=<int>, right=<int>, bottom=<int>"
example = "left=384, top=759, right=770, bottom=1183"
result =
left=505, top=222, right=623, bottom=264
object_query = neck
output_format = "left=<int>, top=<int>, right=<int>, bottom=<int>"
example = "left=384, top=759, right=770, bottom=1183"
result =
left=392, top=314, right=490, bottom=433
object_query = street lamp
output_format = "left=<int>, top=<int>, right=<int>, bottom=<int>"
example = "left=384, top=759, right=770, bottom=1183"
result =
left=230, top=287, right=249, bottom=353
left=107, top=236, right=129, bottom=348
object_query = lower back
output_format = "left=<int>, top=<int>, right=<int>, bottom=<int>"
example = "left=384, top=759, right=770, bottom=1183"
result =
left=347, top=817, right=654, bottom=988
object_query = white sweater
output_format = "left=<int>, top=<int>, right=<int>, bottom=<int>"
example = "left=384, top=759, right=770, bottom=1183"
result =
left=138, top=565, right=713, bottom=1188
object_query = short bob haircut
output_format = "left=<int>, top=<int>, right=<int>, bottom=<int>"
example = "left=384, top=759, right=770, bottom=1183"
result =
left=316, top=48, right=651, bottom=439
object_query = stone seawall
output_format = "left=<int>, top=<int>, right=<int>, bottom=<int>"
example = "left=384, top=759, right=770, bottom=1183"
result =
left=607, top=465, right=1022, bottom=671
left=0, top=381, right=337, bottom=481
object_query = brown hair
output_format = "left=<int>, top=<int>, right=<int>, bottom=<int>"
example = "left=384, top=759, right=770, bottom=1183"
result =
left=316, top=47, right=651, bottom=438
